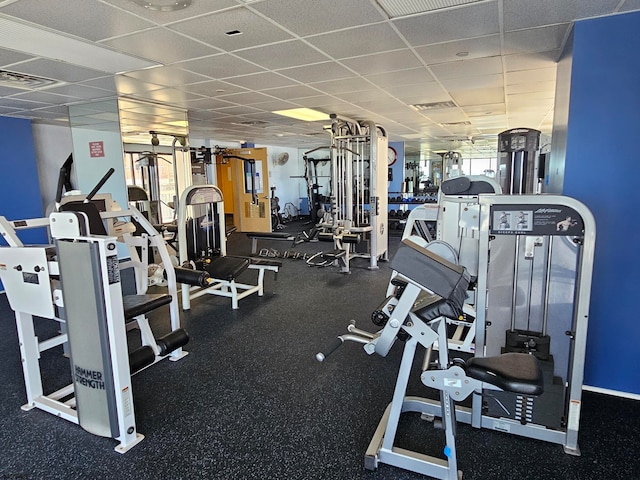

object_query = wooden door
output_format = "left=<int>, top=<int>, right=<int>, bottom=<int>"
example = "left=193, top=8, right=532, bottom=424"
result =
left=226, top=147, right=271, bottom=233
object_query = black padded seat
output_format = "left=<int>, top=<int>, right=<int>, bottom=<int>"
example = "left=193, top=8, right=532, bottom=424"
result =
left=465, top=353, right=544, bottom=396
left=123, top=293, right=172, bottom=320
left=203, top=256, right=250, bottom=282
left=246, top=231, right=292, bottom=239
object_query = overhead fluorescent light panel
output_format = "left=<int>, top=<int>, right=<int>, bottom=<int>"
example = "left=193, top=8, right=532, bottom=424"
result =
left=130, top=0, right=192, bottom=11
left=409, top=101, right=457, bottom=111
left=0, top=17, right=160, bottom=74
left=272, top=108, right=330, bottom=122
left=377, top=0, right=486, bottom=18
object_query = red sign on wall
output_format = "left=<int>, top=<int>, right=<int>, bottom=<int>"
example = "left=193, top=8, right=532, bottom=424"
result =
left=89, top=141, right=105, bottom=158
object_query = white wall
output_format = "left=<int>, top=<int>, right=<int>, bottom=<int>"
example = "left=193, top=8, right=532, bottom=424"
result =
left=31, top=123, right=73, bottom=212
left=257, top=144, right=303, bottom=217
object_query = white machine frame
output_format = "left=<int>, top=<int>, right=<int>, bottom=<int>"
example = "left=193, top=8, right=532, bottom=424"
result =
left=0, top=202, right=187, bottom=453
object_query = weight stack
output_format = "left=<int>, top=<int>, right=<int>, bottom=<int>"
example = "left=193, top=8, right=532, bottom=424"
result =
left=484, top=354, right=565, bottom=430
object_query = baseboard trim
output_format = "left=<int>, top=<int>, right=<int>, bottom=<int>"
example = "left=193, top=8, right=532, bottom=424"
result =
left=584, top=385, right=640, bottom=400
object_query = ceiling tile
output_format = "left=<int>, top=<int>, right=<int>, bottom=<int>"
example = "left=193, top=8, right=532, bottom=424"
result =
left=385, top=82, right=449, bottom=102
left=9, top=58, right=106, bottom=83
left=222, top=72, right=298, bottom=90
left=276, top=62, right=356, bottom=83
left=506, top=67, right=556, bottom=84
left=504, top=51, right=560, bottom=71
left=102, top=28, right=220, bottom=64
left=450, top=87, right=504, bottom=106
left=251, top=0, right=386, bottom=36
left=212, top=105, right=264, bottom=115
left=132, top=88, right=204, bottom=105
left=415, top=35, right=501, bottom=65
left=393, top=1, right=500, bottom=46
left=503, top=0, right=620, bottom=31
left=119, top=66, right=210, bottom=87
left=168, top=7, right=293, bottom=51
left=463, top=103, right=506, bottom=116
left=309, top=77, right=378, bottom=95
left=364, top=68, right=434, bottom=88
left=503, top=24, right=571, bottom=55
left=9, top=90, right=80, bottom=104
left=46, top=83, right=116, bottom=100
left=114, top=75, right=165, bottom=94
left=185, top=97, right=236, bottom=110
left=234, top=40, right=329, bottom=69
left=0, top=48, right=35, bottom=67
left=340, top=49, right=423, bottom=76
left=177, top=54, right=265, bottom=79
left=439, top=73, right=504, bottom=92
left=77, top=76, right=118, bottom=92
left=101, top=0, right=238, bottom=24
left=506, top=81, right=556, bottom=95
left=180, top=80, right=248, bottom=96
left=429, top=56, right=503, bottom=79
left=0, top=0, right=155, bottom=41
left=217, top=90, right=279, bottom=105
left=305, top=23, right=407, bottom=59
left=261, top=85, right=322, bottom=100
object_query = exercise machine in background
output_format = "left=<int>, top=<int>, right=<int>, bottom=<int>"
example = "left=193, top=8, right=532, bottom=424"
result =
left=317, top=193, right=595, bottom=477
left=176, top=184, right=280, bottom=310
left=305, top=114, right=389, bottom=272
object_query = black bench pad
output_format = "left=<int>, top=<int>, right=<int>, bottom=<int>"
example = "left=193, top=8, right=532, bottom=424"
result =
left=123, top=293, right=172, bottom=320
left=246, top=231, right=292, bottom=239
left=466, top=353, right=544, bottom=396
left=203, top=256, right=250, bottom=282
left=246, top=257, right=282, bottom=268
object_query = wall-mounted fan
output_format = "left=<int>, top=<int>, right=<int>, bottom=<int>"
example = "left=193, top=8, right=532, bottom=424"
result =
left=275, top=151, right=289, bottom=166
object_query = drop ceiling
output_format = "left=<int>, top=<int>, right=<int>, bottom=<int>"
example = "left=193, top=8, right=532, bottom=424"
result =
left=0, top=0, right=637, bottom=159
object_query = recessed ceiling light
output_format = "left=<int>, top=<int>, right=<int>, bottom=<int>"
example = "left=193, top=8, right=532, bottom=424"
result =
left=130, top=0, right=192, bottom=11
left=272, top=108, right=330, bottom=122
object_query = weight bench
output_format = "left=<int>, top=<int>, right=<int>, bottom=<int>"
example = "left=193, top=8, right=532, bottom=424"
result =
left=176, top=255, right=281, bottom=310
left=247, top=231, right=295, bottom=255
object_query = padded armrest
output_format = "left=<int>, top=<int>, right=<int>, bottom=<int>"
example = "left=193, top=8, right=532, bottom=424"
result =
left=465, top=353, right=544, bottom=396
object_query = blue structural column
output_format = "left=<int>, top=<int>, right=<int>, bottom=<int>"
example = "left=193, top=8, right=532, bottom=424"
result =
left=560, top=12, right=640, bottom=394
left=0, top=117, right=46, bottom=291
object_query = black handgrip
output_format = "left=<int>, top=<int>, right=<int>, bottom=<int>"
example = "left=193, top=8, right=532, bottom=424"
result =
left=84, top=168, right=115, bottom=202
left=315, top=337, right=344, bottom=362
left=55, top=153, right=74, bottom=205
left=55, top=166, right=67, bottom=204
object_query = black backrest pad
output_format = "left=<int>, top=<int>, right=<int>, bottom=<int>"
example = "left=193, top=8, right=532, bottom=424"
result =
left=391, top=239, right=470, bottom=311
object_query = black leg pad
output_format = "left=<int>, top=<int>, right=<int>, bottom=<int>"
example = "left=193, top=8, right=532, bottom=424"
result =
left=129, top=346, right=155, bottom=374
left=157, top=329, right=190, bottom=356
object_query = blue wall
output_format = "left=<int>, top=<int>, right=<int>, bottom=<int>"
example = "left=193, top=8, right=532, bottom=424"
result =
left=562, top=12, right=640, bottom=394
left=0, top=117, right=46, bottom=291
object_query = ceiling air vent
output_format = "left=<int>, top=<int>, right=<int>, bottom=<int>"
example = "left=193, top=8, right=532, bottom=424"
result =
left=0, top=69, right=61, bottom=90
left=409, top=100, right=457, bottom=111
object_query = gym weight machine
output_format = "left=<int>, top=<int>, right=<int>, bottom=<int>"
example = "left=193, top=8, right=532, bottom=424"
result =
left=318, top=193, right=595, bottom=477
left=0, top=170, right=190, bottom=452
left=306, top=114, right=389, bottom=272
